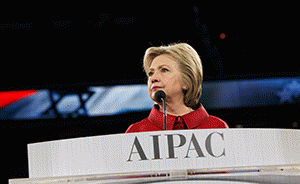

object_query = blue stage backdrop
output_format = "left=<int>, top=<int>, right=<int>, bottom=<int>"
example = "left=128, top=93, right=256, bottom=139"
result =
left=0, top=78, right=299, bottom=120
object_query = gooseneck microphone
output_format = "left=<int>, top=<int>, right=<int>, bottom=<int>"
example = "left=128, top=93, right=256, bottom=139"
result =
left=154, top=90, right=167, bottom=130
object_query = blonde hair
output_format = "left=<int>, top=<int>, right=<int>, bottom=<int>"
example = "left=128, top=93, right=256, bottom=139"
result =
left=143, top=43, right=203, bottom=109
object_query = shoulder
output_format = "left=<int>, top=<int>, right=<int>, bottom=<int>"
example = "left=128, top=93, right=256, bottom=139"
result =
left=199, top=115, right=229, bottom=129
left=125, top=118, right=159, bottom=133
left=125, top=119, right=146, bottom=133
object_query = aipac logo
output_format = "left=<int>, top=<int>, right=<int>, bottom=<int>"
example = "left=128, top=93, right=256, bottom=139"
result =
left=127, top=132, right=225, bottom=162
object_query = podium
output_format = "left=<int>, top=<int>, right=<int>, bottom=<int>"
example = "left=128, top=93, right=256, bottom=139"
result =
left=9, top=129, right=300, bottom=183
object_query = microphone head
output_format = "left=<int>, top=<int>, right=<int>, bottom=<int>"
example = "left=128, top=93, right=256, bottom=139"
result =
left=154, top=90, right=166, bottom=102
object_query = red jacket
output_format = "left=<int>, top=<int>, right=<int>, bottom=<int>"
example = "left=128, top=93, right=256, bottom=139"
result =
left=125, top=104, right=229, bottom=133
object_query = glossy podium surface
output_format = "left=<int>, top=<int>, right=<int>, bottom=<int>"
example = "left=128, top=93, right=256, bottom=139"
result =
left=9, top=128, right=300, bottom=183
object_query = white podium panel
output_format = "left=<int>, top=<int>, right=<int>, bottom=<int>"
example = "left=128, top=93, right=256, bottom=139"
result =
left=27, top=128, right=300, bottom=178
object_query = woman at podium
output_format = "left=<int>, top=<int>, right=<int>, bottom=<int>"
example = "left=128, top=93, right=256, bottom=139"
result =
left=126, top=43, right=229, bottom=133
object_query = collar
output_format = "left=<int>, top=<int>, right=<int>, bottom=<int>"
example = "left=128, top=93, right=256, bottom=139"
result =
left=148, top=103, right=209, bottom=130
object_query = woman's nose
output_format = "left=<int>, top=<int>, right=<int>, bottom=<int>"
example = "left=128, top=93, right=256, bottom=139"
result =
left=151, top=78, right=160, bottom=83
left=151, top=76, right=160, bottom=84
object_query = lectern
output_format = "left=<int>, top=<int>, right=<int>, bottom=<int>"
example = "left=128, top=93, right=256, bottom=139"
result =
left=9, top=129, right=300, bottom=183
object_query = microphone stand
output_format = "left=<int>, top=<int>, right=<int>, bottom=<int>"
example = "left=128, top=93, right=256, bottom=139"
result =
left=155, top=90, right=167, bottom=131
left=161, top=98, right=167, bottom=130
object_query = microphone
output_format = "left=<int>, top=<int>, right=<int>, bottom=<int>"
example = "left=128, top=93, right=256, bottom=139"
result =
left=154, top=90, right=165, bottom=102
left=154, top=90, right=167, bottom=130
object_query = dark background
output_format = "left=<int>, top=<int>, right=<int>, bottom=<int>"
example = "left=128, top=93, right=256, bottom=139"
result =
left=2, top=3, right=299, bottom=182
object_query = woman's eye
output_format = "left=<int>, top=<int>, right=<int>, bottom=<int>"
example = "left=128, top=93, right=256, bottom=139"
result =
left=148, top=68, right=168, bottom=76
left=162, top=68, right=168, bottom=72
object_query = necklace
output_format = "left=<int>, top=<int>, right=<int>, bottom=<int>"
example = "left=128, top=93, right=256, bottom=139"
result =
left=188, top=107, right=194, bottom=113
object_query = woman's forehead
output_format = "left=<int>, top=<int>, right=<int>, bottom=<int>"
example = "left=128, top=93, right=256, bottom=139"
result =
left=149, top=54, right=178, bottom=69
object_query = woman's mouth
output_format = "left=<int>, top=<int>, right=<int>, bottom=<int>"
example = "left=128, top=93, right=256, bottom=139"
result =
left=152, top=86, right=162, bottom=91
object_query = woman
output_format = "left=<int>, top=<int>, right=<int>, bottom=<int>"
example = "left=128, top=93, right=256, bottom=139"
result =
left=126, top=43, right=228, bottom=133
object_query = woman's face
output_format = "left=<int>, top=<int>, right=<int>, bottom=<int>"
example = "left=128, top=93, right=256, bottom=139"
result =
left=147, top=54, right=186, bottom=103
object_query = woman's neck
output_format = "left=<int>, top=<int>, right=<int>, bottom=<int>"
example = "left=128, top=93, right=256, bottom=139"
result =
left=157, top=101, right=193, bottom=116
